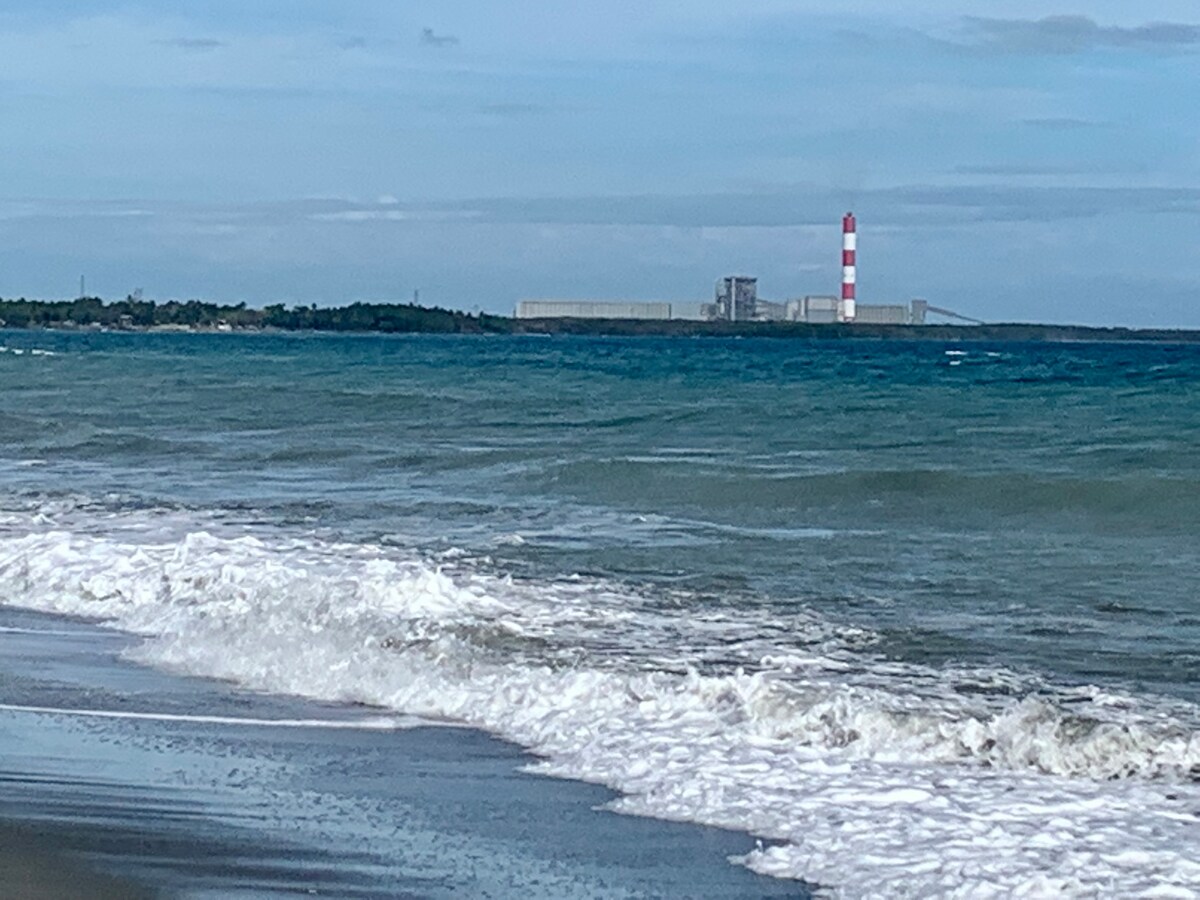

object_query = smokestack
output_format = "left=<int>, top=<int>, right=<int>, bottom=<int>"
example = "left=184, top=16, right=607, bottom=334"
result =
left=841, top=212, right=856, bottom=322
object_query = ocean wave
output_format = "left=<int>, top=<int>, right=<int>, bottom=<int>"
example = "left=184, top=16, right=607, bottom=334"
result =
left=0, top=345, right=58, bottom=356
left=0, top=516, right=1198, bottom=896
left=547, top=460, right=1200, bottom=528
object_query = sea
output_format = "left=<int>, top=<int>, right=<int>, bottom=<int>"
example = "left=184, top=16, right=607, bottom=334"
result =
left=1, top=329, right=1198, bottom=896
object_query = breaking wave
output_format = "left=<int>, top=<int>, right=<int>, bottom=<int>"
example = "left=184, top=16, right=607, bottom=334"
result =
left=1, top=509, right=1199, bottom=897
left=0, top=345, right=57, bottom=356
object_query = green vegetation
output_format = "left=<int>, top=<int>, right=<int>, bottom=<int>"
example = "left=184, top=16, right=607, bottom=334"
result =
left=1, top=296, right=1197, bottom=342
left=0, top=296, right=512, bottom=333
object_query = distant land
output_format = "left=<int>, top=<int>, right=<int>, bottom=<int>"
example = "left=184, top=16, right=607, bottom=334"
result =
left=2, top=296, right=1199, bottom=343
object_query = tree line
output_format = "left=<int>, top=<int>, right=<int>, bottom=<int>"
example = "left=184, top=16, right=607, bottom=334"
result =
left=0, top=296, right=515, bottom=334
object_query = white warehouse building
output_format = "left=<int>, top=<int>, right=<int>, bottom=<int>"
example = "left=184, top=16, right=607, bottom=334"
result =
left=515, top=300, right=673, bottom=320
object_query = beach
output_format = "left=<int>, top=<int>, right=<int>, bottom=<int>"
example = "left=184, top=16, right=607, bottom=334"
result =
left=0, top=604, right=807, bottom=898
left=0, top=826, right=153, bottom=899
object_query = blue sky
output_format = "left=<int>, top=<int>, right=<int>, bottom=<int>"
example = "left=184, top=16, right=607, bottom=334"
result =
left=0, top=1, right=1197, bottom=325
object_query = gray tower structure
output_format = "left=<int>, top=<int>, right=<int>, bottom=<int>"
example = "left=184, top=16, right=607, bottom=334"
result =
left=714, top=276, right=758, bottom=322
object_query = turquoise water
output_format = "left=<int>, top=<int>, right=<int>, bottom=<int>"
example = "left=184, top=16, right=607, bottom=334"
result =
left=3, top=331, right=1197, bottom=699
left=1, top=330, right=1199, bottom=894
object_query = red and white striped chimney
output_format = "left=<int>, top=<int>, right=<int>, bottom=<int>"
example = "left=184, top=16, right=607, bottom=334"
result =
left=841, top=212, right=857, bottom=322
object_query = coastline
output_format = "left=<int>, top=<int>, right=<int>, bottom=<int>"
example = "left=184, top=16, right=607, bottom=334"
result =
left=0, top=605, right=812, bottom=898
left=5, top=320, right=1200, bottom=343
left=4, top=299, right=1200, bottom=344
left=5, top=320, right=1200, bottom=344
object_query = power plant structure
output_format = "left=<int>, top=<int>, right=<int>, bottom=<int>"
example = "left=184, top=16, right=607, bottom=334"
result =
left=514, top=212, right=976, bottom=325
left=841, top=212, right=857, bottom=323
left=514, top=300, right=674, bottom=320
left=713, top=276, right=761, bottom=323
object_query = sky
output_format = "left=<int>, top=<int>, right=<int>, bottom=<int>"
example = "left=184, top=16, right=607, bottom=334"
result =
left=0, top=1, right=1197, bottom=325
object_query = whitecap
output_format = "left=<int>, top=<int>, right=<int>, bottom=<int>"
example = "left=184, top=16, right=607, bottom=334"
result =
left=0, top=513, right=1197, bottom=897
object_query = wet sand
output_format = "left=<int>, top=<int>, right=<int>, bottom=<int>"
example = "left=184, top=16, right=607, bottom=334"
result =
left=0, top=824, right=155, bottom=899
left=0, top=606, right=811, bottom=898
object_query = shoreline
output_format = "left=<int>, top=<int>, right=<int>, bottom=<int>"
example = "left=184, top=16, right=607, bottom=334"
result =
left=4, top=321, right=1200, bottom=344
left=0, top=605, right=812, bottom=898
left=4, top=312, right=1200, bottom=344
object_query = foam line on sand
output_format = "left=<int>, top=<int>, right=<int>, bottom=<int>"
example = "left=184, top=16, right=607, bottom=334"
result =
left=0, top=701, right=428, bottom=730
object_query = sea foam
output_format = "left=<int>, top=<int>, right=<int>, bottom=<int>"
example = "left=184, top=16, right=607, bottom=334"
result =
left=1, top=511, right=1198, bottom=898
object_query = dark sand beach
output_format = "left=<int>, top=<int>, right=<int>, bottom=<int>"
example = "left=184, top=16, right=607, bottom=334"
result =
left=0, top=824, right=154, bottom=899
left=0, top=606, right=810, bottom=898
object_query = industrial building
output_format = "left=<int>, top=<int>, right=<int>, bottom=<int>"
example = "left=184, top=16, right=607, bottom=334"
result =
left=515, top=300, right=673, bottom=320
left=701, top=278, right=789, bottom=323
left=518, top=294, right=938, bottom=326
left=785, top=295, right=840, bottom=324
left=513, top=212, right=979, bottom=327
left=847, top=303, right=910, bottom=325
left=711, top=276, right=759, bottom=322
